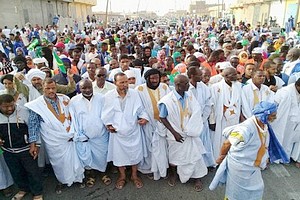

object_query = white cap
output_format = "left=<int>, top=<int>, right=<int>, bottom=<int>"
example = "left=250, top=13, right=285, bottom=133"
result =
left=124, top=70, right=136, bottom=79
left=252, top=47, right=263, bottom=54
left=216, top=62, right=232, bottom=70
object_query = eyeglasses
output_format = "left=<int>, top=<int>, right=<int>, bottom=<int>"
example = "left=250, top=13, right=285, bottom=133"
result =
left=96, top=74, right=106, bottom=78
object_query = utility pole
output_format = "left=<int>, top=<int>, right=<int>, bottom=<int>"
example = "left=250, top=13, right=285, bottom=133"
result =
left=104, top=0, right=109, bottom=28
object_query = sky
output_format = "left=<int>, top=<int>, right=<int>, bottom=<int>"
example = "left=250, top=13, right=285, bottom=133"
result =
left=93, top=0, right=194, bottom=16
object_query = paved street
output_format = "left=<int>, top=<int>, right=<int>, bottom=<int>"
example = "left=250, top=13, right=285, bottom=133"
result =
left=2, top=163, right=300, bottom=200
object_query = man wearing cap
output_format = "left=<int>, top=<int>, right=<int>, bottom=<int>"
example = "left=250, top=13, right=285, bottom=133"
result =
left=158, top=75, right=208, bottom=191
left=271, top=78, right=300, bottom=167
left=282, top=48, right=300, bottom=76
left=209, top=62, right=232, bottom=85
left=248, top=47, right=267, bottom=70
left=25, top=78, right=84, bottom=193
left=136, top=69, right=170, bottom=180
left=55, top=42, right=68, bottom=57
left=210, top=101, right=287, bottom=200
left=15, top=68, right=76, bottom=102
left=209, top=67, right=242, bottom=161
left=33, top=57, right=48, bottom=69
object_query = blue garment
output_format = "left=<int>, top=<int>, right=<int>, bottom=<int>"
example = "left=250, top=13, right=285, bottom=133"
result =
left=291, top=63, right=300, bottom=74
left=158, top=91, right=187, bottom=118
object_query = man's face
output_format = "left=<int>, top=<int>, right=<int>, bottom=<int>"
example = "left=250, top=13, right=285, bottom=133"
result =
left=144, top=49, right=151, bottom=57
left=109, top=60, right=118, bottom=69
left=225, top=69, right=238, bottom=82
left=245, top=64, right=255, bottom=77
left=169, top=40, right=175, bottom=48
left=31, top=77, right=43, bottom=90
left=252, top=53, right=262, bottom=61
left=0, top=101, right=15, bottom=116
left=149, top=74, right=160, bottom=88
left=230, top=58, right=239, bottom=68
left=120, top=58, right=130, bottom=71
left=175, top=77, right=190, bottom=93
left=72, top=50, right=82, bottom=61
left=79, top=81, right=93, bottom=98
left=160, top=76, right=170, bottom=86
left=3, top=79, right=14, bottom=91
left=267, top=66, right=277, bottom=76
left=128, top=77, right=136, bottom=84
left=115, top=75, right=128, bottom=92
left=267, top=112, right=277, bottom=122
left=201, top=69, right=211, bottom=84
left=43, top=82, right=57, bottom=99
left=252, top=71, right=266, bottom=86
left=134, top=45, right=142, bottom=54
left=95, top=69, right=107, bottom=84
left=274, top=59, right=284, bottom=73
left=87, top=63, right=96, bottom=76
left=192, top=68, right=203, bottom=83
left=102, top=44, right=108, bottom=52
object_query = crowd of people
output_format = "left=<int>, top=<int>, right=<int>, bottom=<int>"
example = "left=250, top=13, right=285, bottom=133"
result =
left=0, top=16, right=300, bottom=200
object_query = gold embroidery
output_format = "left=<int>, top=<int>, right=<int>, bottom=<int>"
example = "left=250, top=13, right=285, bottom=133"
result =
left=254, top=125, right=266, bottom=167
left=162, top=84, right=167, bottom=90
left=177, top=98, right=190, bottom=130
left=147, top=87, right=161, bottom=120
left=138, top=86, right=144, bottom=91
left=45, top=99, right=66, bottom=124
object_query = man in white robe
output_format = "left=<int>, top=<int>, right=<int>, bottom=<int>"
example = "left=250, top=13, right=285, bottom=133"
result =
left=69, top=79, right=110, bottom=187
left=209, top=67, right=242, bottom=161
left=101, top=72, right=149, bottom=190
left=159, top=75, right=208, bottom=192
left=272, top=78, right=300, bottom=167
left=210, top=102, right=279, bottom=200
left=136, top=69, right=170, bottom=180
left=25, top=78, right=84, bottom=193
left=188, top=66, right=215, bottom=167
left=242, top=69, right=274, bottom=119
left=92, top=68, right=115, bottom=95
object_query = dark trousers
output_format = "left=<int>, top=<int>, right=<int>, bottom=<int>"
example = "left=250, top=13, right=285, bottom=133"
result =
left=3, top=151, right=43, bottom=196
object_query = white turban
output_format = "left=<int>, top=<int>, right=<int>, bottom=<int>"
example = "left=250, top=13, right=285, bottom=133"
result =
left=25, top=69, right=46, bottom=82
left=33, top=57, right=48, bottom=66
left=124, top=70, right=136, bottom=79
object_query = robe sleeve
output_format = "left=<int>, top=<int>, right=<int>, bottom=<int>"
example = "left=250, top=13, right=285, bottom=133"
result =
left=158, top=103, right=168, bottom=118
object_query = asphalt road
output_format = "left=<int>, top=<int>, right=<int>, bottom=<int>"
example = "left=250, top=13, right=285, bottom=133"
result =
left=1, top=162, right=300, bottom=200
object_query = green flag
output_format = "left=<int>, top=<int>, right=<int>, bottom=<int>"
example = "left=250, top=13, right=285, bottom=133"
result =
left=27, top=38, right=39, bottom=51
left=53, top=51, right=66, bottom=73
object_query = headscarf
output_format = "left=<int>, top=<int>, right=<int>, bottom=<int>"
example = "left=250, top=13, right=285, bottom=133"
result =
left=144, top=68, right=161, bottom=90
left=1, top=74, right=14, bottom=84
left=252, top=101, right=289, bottom=163
left=252, top=101, right=277, bottom=124
left=172, top=51, right=181, bottom=66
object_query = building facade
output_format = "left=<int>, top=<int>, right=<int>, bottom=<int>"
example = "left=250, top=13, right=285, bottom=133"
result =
left=0, top=0, right=96, bottom=30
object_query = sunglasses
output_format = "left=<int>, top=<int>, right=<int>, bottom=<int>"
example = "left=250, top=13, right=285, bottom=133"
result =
left=96, top=74, right=106, bottom=78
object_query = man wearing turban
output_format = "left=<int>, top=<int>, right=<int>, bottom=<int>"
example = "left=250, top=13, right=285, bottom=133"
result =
left=210, top=101, right=288, bottom=200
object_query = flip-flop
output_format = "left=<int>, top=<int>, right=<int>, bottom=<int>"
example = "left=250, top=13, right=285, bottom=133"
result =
left=55, top=183, right=66, bottom=195
left=194, top=180, right=203, bottom=192
left=115, top=178, right=126, bottom=190
left=167, top=176, right=176, bottom=187
left=33, top=195, right=43, bottom=200
left=131, top=177, right=143, bottom=189
left=11, top=191, right=27, bottom=200
left=101, top=175, right=112, bottom=186
left=86, top=177, right=96, bottom=188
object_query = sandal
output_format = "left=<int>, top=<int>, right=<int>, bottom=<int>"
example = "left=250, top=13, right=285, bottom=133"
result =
left=194, top=180, right=203, bottom=192
left=11, top=191, right=27, bottom=200
left=146, top=173, right=154, bottom=180
left=33, top=195, right=43, bottom=200
left=131, top=177, right=143, bottom=189
left=167, top=176, right=176, bottom=187
left=115, top=178, right=126, bottom=190
left=55, top=183, right=66, bottom=195
left=3, top=187, right=13, bottom=197
left=86, top=177, right=96, bottom=188
left=101, top=175, right=112, bottom=186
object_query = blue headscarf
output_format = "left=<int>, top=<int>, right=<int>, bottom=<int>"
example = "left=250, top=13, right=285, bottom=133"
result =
left=252, top=101, right=290, bottom=164
left=252, top=101, right=277, bottom=124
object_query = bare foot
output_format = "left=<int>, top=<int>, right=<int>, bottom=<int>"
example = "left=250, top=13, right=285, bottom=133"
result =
left=295, top=162, right=300, bottom=168
left=194, top=179, right=203, bottom=192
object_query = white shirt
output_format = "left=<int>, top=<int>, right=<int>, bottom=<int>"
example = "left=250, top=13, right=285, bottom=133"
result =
left=92, top=81, right=116, bottom=95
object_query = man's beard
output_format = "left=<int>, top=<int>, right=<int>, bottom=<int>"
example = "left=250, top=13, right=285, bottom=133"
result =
left=6, top=89, right=16, bottom=96
left=146, top=81, right=159, bottom=90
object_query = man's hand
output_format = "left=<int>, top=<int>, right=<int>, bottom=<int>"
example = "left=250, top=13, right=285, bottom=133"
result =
left=172, top=131, right=184, bottom=143
left=269, top=85, right=278, bottom=92
left=67, top=68, right=74, bottom=79
left=29, top=143, right=39, bottom=160
left=106, top=125, right=117, bottom=133
left=216, top=155, right=226, bottom=165
left=15, top=72, right=25, bottom=81
left=138, top=118, right=148, bottom=125
left=0, top=138, right=4, bottom=146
